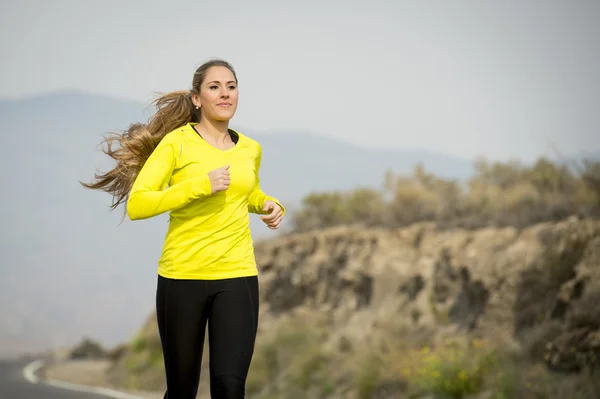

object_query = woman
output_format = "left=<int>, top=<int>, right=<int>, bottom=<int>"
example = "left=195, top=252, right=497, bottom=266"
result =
left=82, top=59, right=284, bottom=398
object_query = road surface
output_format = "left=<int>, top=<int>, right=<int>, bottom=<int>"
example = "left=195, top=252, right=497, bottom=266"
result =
left=0, top=358, right=143, bottom=399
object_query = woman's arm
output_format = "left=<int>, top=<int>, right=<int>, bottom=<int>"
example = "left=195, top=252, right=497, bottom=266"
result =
left=247, top=144, right=285, bottom=216
left=127, top=137, right=212, bottom=220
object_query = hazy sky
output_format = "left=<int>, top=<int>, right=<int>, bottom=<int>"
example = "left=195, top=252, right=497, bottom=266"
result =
left=2, top=0, right=599, bottom=161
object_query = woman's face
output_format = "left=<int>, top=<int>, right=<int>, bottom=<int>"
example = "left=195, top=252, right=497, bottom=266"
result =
left=192, top=65, right=239, bottom=122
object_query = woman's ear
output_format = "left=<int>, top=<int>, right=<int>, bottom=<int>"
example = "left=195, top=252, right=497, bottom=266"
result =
left=191, top=93, right=201, bottom=108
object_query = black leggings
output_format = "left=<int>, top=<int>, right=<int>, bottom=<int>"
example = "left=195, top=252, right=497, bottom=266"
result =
left=156, top=275, right=259, bottom=399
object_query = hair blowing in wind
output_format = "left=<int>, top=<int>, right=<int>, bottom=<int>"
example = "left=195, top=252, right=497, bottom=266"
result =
left=80, top=59, right=238, bottom=215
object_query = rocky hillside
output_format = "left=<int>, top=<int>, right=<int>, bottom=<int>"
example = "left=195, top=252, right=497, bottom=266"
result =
left=93, top=218, right=599, bottom=398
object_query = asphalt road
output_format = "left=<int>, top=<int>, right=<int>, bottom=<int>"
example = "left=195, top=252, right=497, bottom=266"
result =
left=0, top=358, right=140, bottom=399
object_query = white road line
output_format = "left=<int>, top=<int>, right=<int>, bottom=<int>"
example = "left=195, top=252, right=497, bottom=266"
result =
left=22, top=359, right=144, bottom=399
left=22, top=359, right=44, bottom=383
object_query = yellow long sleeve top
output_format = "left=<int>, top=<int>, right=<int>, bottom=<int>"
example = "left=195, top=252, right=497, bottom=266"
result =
left=126, top=122, right=284, bottom=280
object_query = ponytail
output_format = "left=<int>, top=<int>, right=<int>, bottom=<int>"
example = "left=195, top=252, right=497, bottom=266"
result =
left=81, top=90, right=196, bottom=214
left=82, top=58, right=238, bottom=218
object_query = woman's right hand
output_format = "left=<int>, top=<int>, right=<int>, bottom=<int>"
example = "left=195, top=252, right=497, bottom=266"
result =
left=208, top=165, right=230, bottom=194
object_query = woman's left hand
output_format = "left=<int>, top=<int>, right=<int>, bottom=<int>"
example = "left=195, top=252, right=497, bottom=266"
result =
left=261, top=201, right=283, bottom=230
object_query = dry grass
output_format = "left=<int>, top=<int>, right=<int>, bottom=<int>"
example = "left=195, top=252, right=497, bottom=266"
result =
left=244, top=316, right=600, bottom=399
left=246, top=317, right=336, bottom=398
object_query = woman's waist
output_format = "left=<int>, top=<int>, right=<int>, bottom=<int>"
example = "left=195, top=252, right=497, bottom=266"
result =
left=159, top=228, right=256, bottom=271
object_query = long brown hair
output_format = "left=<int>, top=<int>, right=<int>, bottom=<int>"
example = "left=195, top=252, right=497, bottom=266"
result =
left=81, top=59, right=238, bottom=215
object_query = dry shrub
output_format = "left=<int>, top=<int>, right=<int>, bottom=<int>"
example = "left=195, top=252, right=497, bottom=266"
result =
left=289, top=157, right=600, bottom=233
left=246, top=317, right=335, bottom=398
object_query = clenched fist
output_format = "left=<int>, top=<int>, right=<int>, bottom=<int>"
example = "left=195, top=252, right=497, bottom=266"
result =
left=261, top=200, right=283, bottom=229
left=208, top=165, right=230, bottom=194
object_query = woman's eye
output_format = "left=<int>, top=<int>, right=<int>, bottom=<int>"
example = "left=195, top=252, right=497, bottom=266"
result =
left=228, top=85, right=237, bottom=90
left=209, top=86, right=218, bottom=90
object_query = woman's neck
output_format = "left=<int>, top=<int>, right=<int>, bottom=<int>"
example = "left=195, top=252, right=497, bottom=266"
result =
left=195, top=118, right=230, bottom=143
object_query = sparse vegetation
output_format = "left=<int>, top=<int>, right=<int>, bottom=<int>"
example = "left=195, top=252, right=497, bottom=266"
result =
left=245, top=319, right=600, bottom=398
left=105, top=315, right=166, bottom=391
left=402, top=341, right=495, bottom=398
left=69, top=337, right=107, bottom=359
left=246, top=317, right=336, bottom=398
left=290, top=157, right=600, bottom=233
